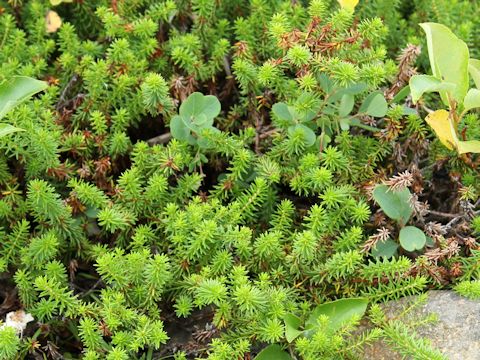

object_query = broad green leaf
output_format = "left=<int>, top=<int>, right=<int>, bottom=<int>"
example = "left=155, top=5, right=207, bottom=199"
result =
left=272, top=102, right=294, bottom=123
left=359, top=92, right=388, bottom=117
left=372, top=184, right=413, bottom=224
left=399, top=226, right=426, bottom=252
left=300, top=125, right=317, bottom=146
left=420, top=23, right=469, bottom=105
left=284, top=314, right=302, bottom=343
left=337, top=0, right=359, bottom=11
left=329, top=83, right=366, bottom=102
left=457, top=140, right=480, bottom=154
left=299, top=107, right=318, bottom=123
left=339, top=118, right=350, bottom=131
left=170, top=115, right=190, bottom=141
left=180, top=92, right=204, bottom=118
left=409, top=75, right=456, bottom=104
left=425, top=109, right=458, bottom=150
left=371, top=238, right=398, bottom=258
left=323, top=105, right=336, bottom=116
left=179, top=92, right=220, bottom=120
left=288, top=124, right=316, bottom=147
left=469, top=59, right=480, bottom=89
left=0, top=123, right=24, bottom=138
left=185, top=133, right=197, bottom=145
left=187, top=113, right=212, bottom=132
left=402, top=106, right=417, bottom=116
left=255, top=345, right=292, bottom=360
left=463, top=88, right=480, bottom=112
left=392, top=85, right=410, bottom=103
left=306, top=298, right=368, bottom=333
left=339, top=94, right=354, bottom=117
left=319, top=74, right=334, bottom=94
left=0, top=76, right=48, bottom=119
left=84, top=207, right=99, bottom=219
left=342, top=82, right=367, bottom=95
left=202, top=95, right=221, bottom=119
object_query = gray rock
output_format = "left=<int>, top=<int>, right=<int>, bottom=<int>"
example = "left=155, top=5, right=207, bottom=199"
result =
left=362, top=290, right=480, bottom=360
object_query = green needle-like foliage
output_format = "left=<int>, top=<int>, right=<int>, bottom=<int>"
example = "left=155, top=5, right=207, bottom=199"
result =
left=0, top=0, right=478, bottom=359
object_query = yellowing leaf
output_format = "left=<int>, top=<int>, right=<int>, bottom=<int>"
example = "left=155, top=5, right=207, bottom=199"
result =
left=50, top=0, right=73, bottom=6
left=425, top=109, right=458, bottom=150
left=425, top=109, right=480, bottom=154
left=337, top=0, right=359, bottom=11
left=45, top=10, right=62, bottom=33
left=457, top=140, right=480, bottom=154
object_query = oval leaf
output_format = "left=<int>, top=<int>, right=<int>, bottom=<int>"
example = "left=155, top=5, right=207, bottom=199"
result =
left=468, top=59, right=480, bottom=89
left=343, top=82, right=367, bottom=95
left=170, top=115, right=190, bottom=141
left=399, top=226, right=426, bottom=252
left=202, top=95, right=221, bottom=119
left=186, top=113, right=210, bottom=132
left=255, top=345, right=292, bottom=360
left=179, top=92, right=220, bottom=120
left=359, top=92, right=388, bottom=117
left=425, top=109, right=458, bottom=151
left=305, top=297, right=368, bottom=333
left=0, top=76, right=48, bottom=119
left=372, top=184, right=412, bottom=224
left=457, top=140, right=480, bottom=154
left=371, top=238, right=398, bottom=258
left=284, top=314, right=302, bottom=343
left=426, top=108, right=480, bottom=154
left=0, top=123, right=24, bottom=138
left=179, top=92, right=204, bottom=118
left=392, top=85, right=410, bottom=103
left=272, top=102, right=295, bottom=124
left=50, top=0, right=73, bottom=5
left=339, top=94, right=354, bottom=117
left=409, top=75, right=456, bottom=104
left=420, top=23, right=469, bottom=105
left=463, top=88, right=480, bottom=112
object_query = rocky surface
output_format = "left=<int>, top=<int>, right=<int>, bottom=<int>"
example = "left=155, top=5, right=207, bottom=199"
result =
left=363, top=290, right=480, bottom=360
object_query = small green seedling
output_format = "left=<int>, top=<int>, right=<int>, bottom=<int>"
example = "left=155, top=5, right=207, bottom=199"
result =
left=256, top=297, right=368, bottom=360
left=409, top=23, right=480, bottom=154
left=0, top=76, right=48, bottom=138
left=372, top=185, right=426, bottom=256
left=319, top=75, right=389, bottom=131
left=272, top=98, right=319, bottom=147
left=170, top=92, right=221, bottom=147
left=272, top=81, right=388, bottom=149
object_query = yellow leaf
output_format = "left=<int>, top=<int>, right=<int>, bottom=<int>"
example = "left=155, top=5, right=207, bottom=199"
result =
left=337, top=0, right=359, bottom=11
left=45, top=10, right=62, bottom=33
left=425, top=109, right=458, bottom=150
left=457, top=140, right=480, bottom=154
left=50, top=0, right=73, bottom=6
